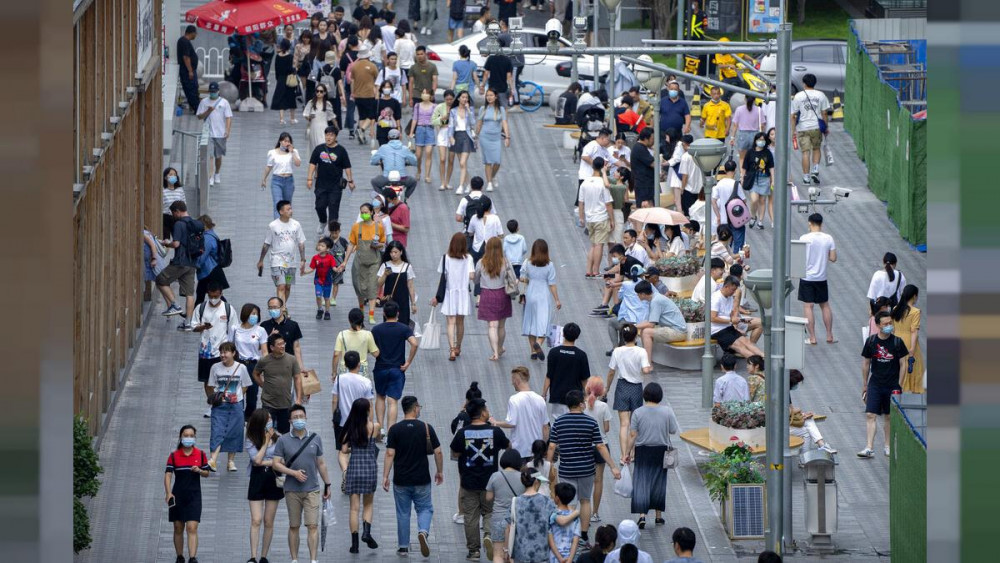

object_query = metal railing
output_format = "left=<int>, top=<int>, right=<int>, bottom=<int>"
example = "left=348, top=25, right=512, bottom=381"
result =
left=171, top=128, right=201, bottom=184
left=196, top=46, right=229, bottom=80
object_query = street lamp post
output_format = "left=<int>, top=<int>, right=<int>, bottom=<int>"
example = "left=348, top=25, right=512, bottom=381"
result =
left=634, top=57, right=664, bottom=204
left=687, top=137, right=727, bottom=408
left=601, top=0, right=621, bottom=135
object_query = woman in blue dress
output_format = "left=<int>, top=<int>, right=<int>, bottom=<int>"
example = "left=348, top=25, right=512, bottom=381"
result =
left=520, top=239, right=562, bottom=361
left=476, top=89, right=510, bottom=193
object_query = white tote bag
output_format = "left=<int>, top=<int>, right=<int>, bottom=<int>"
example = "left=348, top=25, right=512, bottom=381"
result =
left=546, top=312, right=564, bottom=348
left=614, top=464, right=633, bottom=498
left=420, top=308, right=441, bottom=350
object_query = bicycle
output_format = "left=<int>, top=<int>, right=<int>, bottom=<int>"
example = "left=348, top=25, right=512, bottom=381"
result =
left=516, top=79, right=544, bottom=113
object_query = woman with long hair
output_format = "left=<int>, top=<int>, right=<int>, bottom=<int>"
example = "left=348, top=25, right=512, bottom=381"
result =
left=260, top=132, right=302, bottom=218
left=244, top=409, right=283, bottom=563
left=433, top=89, right=457, bottom=191
left=867, top=252, right=907, bottom=310
left=663, top=224, right=687, bottom=257
left=376, top=240, right=417, bottom=327
left=576, top=524, right=617, bottom=563
left=270, top=38, right=299, bottom=124
left=476, top=88, right=511, bottom=192
left=341, top=398, right=381, bottom=553
left=430, top=232, right=475, bottom=361
left=409, top=87, right=437, bottom=184
left=528, top=439, right=554, bottom=498
left=332, top=307, right=380, bottom=381
left=373, top=79, right=402, bottom=146
left=891, top=284, right=924, bottom=393
left=304, top=56, right=340, bottom=152
left=505, top=467, right=557, bottom=563
left=162, top=167, right=185, bottom=240
left=742, top=130, right=774, bottom=229
left=729, top=95, right=764, bottom=164
left=637, top=223, right=665, bottom=262
left=583, top=376, right=612, bottom=522
left=520, top=239, right=562, bottom=360
left=165, top=425, right=211, bottom=563
left=447, top=89, right=477, bottom=194
left=194, top=214, right=230, bottom=306
left=228, top=303, right=268, bottom=421
left=474, top=237, right=516, bottom=360
left=606, top=323, right=652, bottom=456
left=343, top=202, right=387, bottom=316
left=621, top=382, right=678, bottom=530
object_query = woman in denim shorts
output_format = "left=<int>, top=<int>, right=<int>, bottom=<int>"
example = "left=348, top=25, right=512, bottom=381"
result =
left=741, top=131, right=775, bottom=229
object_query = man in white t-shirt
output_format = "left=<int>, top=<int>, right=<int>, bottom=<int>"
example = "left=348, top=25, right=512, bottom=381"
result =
left=576, top=129, right=612, bottom=208
left=710, top=160, right=747, bottom=252
left=710, top=276, right=763, bottom=358
left=578, top=156, right=614, bottom=278
left=331, top=350, right=376, bottom=459
left=797, top=212, right=837, bottom=344
left=790, top=73, right=832, bottom=185
left=676, top=134, right=704, bottom=216
left=692, top=257, right=726, bottom=304
left=257, top=200, right=307, bottom=313
left=192, top=282, right=239, bottom=415
left=196, top=81, right=233, bottom=187
left=623, top=229, right=651, bottom=268
left=491, top=366, right=549, bottom=460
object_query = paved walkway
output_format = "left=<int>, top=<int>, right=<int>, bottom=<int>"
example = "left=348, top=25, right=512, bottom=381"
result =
left=84, top=15, right=921, bottom=563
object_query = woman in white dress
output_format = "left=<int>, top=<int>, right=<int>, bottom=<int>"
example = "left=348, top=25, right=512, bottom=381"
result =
left=430, top=232, right=475, bottom=361
left=303, top=69, right=337, bottom=154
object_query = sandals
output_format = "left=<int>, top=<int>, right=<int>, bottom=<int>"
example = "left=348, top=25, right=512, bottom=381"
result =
left=449, top=347, right=457, bottom=361
left=532, top=343, right=545, bottom=361
left=637, top=515, right=646, bottom=529
left=655, top=517, right=666, bottom=525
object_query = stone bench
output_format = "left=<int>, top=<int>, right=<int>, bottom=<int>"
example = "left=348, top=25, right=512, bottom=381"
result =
left=651, top=339, right=718, bottom=370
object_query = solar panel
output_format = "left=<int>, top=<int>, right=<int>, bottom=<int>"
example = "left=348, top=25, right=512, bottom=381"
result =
left=728, top=484, right=767, bottom=539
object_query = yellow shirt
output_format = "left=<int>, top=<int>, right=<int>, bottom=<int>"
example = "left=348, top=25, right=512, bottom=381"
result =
left=713, top=53, right=738, bottom=79
left=701, top=100, right=732, bottom=139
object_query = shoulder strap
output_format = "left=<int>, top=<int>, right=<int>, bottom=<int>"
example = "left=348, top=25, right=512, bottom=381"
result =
left=197, top=301, right=207, bottom=320
left=285, top=432, right=317, bottom=466
left=499, top=470, right=518, bottom=496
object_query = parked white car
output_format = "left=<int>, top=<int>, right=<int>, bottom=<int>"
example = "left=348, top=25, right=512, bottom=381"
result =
left=426, top=29, right=597, bottom=100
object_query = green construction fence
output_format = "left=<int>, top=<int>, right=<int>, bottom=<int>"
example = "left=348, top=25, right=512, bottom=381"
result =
left=889, top=398, right=927, bottom=562
left=845, top=26, right=927, bottom=247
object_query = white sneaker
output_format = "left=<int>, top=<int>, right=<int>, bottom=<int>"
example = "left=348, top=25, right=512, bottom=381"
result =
left=317, top=224, right=326, bottom=237
left=819, top=443, right=838, bottom=454
left=452, top=512, right=464, bottom=524
left=455, top=184, right=464, bottom=195
left=213, top=173, right=221, bottom=184
left=486, top=182, right=494, bottom=192
left=464, top=184, right=472, bottom=194
left=208, top=175, right=215, bottom=186
left=884, top=446, right=890, bottom=457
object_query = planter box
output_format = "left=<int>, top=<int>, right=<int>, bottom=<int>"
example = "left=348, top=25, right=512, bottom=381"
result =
left=664, top=273, right=700, bottom=293
left=721, top=483, right=767, bottom=539
left=709, top=419, right=766, bottom=451
left=686, top=322, right=706, bottom=341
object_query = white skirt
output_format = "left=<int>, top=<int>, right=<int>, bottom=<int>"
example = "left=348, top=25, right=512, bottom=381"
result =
left=441, top=287, right=471, bottom=317
left=436, top=127, right=450, bottom=148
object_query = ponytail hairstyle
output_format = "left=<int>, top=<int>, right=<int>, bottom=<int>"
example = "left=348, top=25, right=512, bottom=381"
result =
left=882, top=252, right=898, bottom=282
left=464, top=381, right=482, bottom=411
left=585, top=376, right=606, bottom=410
left=620, top=323, right=639, bottom=344
left=531, top=439, right=547, bottom=470
left=476, top=196, right=493, bottom=220
left=891, top=284, right=918, bottom=323
left=870, top=295, right=890, bottom=317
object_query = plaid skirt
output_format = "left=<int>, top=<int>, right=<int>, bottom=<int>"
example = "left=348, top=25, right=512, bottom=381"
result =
left=344, top=438, right=379, bottom=495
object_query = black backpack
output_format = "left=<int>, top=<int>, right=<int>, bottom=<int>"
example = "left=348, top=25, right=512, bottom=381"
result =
left=181, top=217, right=206, bottom=260
left=209, top=232, right=233, bottom=268
left=463, top=195, right=485, bottom=228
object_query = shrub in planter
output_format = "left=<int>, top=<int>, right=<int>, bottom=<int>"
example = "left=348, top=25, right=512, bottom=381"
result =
left=712, top=401, right=766, bottom=429
left=74, top=416, right=102, bottom=553
left=655, top=255, right=702, bottom=278
left=701, top=440, right=765, bottom=504
left=671, top=298, right=705, bottom=324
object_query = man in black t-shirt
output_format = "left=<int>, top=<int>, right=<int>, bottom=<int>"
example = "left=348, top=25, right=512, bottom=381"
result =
left=449, top=398, right=510, bottom=560
left=857, top=311, right=909, bottom=459
left=590, top=244, right=643, bottom=318
left=372, top=302, right=420, bottom=431
left=307, top=127, right=355, bottom=231
left=481, top=54, right=514, bottom=107
left=260, top=297, right=306, bottom=379
left=353, top=0, right=379, bottom=23
left=177, top=25, right=200, bottom=113
left=542, top=323, right=590, bottom=422
left=383, top=395, right=442, bottom=556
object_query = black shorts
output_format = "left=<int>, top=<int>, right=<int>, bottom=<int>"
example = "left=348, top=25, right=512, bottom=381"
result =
left=356, top=98, right=377, bottom=120
left=865, top=384, right=899, bottom=415
left=797, top=279, right=829, bottom=304
left=713, top=326, right=742, bottom=352
left=197, top=356, right=222, bottom=383
left=635, top=186, right=654, bottom=207
left=248, top=465, right=285, bottom=501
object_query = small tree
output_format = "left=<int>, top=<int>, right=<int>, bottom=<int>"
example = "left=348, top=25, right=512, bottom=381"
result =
left=73, top=416, right=102, bottom=553
left=637, top=0, right=681, bottom=40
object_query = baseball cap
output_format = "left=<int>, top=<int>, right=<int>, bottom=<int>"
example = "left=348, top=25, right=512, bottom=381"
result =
left=358, top=48, right=372, bottom=59
left=208, top=81, right=220, bottom=92
left=388, top=128, right=400, bottom=139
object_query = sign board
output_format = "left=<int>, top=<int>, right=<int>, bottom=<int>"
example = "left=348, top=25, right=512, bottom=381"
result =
left=291, top=0, right=332, bottom=17
left=747, top=0, right=782, bottom=34
left=705, top=0, right=743, bottom=37
left=137, top=0, right=155, bottom=71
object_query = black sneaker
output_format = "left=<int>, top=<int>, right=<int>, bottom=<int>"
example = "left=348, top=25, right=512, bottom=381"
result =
left=175, top=556, right=184, bottom=563
left=316, top=309, right=324, bottom=320
left=396, top=547, right=409, bottom=557
left=188, top=558, right=199, bottom=563
left=324, top=311, right=331, bottom=320
left=465, top=549, right=480, bottom=560
left=259, top=557, right=269, bottom=563
left=588, top=310, right=611, bottom=318
left=811, top=172, right=821, bottom=184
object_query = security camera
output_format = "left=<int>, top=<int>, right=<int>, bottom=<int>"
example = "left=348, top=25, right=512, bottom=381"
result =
left=545, top=18, right=562, bottom=41
left=807, top=187, right=821, bottom=200
left=833, top=187, right=852, bottom=199
left=486, top=20, right=502, bottom=39
left=573, top=17, right=588, bottom=32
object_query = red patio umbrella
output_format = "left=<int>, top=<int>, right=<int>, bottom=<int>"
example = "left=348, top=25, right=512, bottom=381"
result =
left=185, top=0, right=308, bottom=108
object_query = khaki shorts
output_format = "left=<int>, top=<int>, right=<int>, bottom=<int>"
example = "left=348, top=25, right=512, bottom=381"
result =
left=609, top=209, right=624, bottom=243
left=155, top=264, right=197, bottom=296
left=651, top=325, right=687, bottom=343
left=285, top=489, right=321, bottom=527
left=587, top=220, right=611, bottom=244
left=797, top=129, right=823, bottom=151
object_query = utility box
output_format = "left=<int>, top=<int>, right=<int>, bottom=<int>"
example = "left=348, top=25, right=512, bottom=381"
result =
left=790, top=240, right=808, bottom=279
left=785, top=316, right=807, bottom=370
left=802, top=449, right=838, bottom=547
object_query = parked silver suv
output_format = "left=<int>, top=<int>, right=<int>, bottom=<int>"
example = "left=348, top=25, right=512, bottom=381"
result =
left=758, top=40, right=847, bottom=96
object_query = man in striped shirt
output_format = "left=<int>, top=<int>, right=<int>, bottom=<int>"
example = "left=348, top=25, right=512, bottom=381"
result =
left=546, top=390, right=622, bottom=545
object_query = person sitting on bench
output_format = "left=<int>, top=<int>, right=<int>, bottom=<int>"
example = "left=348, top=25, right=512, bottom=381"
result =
left=634, top=280, right=688, bottom=363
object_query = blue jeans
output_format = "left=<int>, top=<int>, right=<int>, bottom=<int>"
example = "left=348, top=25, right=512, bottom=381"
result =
left=344, top=84, right=356, bottom=131
left=393, top=484, right=433, bottom=549
left=270, top=175, right=295, bottom=218
left=731, top=224, right=746, bottom=253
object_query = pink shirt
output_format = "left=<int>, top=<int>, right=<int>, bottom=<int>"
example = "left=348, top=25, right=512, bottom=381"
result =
left=731, top=104, right=764, bottom=131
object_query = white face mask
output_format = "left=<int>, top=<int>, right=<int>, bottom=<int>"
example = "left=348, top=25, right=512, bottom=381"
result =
left=382, top=88, right=392, bottom=95
left=209, top=297, right=222, bottom=306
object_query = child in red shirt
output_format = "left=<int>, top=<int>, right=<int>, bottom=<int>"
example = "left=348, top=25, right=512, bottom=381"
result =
left=301, top=237, right=338, bottom=320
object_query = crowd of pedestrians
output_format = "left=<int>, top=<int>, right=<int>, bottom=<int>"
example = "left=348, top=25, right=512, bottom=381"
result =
left=158, top=5, right=921, bottom=563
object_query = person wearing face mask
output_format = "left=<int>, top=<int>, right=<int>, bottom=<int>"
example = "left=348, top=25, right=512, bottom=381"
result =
left=700, top=86, right=732, bottom=142
left=196, top=82, right=233, bottom=187
left=192, top=283, right=239, bottom=419
left=206, top=342, right=253, bottom=473
left=253, top=333, right=304, bottom=434
left=229, top=304, right=269, bottom=422
left=272, top=405, right=332, bottom=563
left=245, top=408, right=283, bottom=563
left=742, top=131, right=774, bottom=229
left=345, top=202, right=388, bottom=320
left=165, top=425, right=212, bottom=563
left=658, top=81, right=691, bottom=136
left=373, top=78, right=403, bottom=145
left=784, top=370, right=838, bottom=454
left=161, top=167, right=186, bottom=240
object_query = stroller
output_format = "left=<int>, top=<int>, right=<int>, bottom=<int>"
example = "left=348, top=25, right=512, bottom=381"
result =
left=573, top=103, right=607, bottom=163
